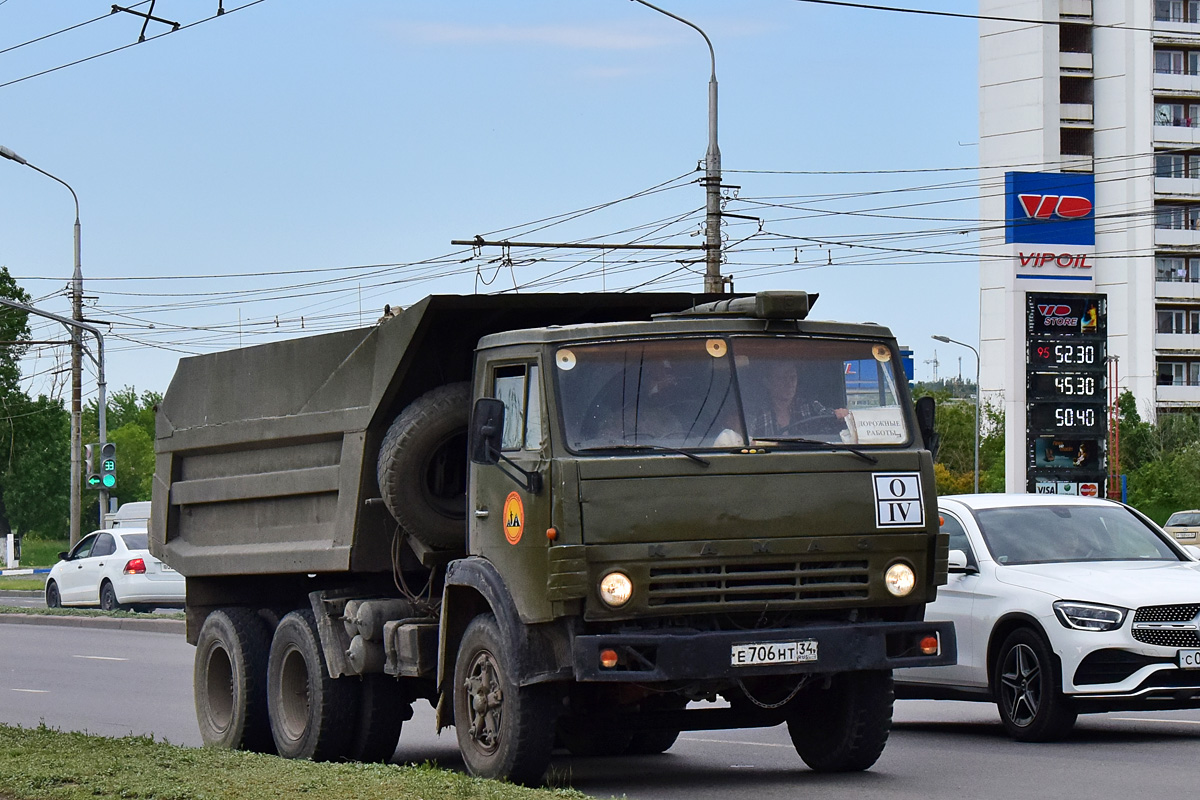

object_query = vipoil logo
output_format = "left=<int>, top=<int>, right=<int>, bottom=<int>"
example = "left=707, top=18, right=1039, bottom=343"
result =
left=1006, top=172, right=1095, bottom=246
left=1018, top=194, right=1093, bottom=220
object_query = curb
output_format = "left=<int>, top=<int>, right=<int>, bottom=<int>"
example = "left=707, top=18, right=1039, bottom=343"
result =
left=0, top=612, right=184, bottom=634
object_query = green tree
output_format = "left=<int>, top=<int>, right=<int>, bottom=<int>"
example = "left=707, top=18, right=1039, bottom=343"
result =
left=0, top=267, right=71, bottom=539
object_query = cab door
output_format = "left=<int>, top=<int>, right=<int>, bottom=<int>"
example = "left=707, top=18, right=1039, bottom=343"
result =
left=470, top=360, right=553, bottom=622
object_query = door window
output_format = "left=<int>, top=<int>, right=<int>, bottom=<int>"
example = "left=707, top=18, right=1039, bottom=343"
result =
left=68, top=534, right=98, bottom=560
left=492, top=364, right=543, bottom=451
left=940, top=512, right=978, bottom=570
left=91, top=533, right=116, bottom=558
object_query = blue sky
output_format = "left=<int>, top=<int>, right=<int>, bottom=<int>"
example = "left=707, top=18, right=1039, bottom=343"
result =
left=0, top=1, right=980, bottom=399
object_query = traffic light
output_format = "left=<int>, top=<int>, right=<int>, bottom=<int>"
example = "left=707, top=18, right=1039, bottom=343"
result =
left=99, top=442, right=116, bottom=489
left=84, top=443, right=101, bottom=490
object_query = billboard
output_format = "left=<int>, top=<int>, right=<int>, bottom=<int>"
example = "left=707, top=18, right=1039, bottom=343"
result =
left=1006, top=172, right=1096, bottom=247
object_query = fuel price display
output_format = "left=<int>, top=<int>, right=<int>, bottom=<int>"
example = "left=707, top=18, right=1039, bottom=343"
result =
left=1025, top=293, right=1107, bottom=495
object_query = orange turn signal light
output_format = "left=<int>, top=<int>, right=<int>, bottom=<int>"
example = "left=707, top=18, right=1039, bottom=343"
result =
left=599, top=648, right=619, bottom=669
left=546, top=526, right=559, bottom=541
left=920, top=635, right=939, bottom=656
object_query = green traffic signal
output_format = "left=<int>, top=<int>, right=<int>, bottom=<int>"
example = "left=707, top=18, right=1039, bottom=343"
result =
left=99, top=442, right=116, bottom=490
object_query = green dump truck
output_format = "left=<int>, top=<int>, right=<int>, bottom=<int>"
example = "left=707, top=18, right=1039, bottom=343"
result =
left=151, top=291, right=955, bottom=784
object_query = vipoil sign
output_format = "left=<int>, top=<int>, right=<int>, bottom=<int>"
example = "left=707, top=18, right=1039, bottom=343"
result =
left=1005, top=172, right=1095, bottom=284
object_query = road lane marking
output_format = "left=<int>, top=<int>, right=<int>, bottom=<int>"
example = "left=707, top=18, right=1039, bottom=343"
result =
left=1111, top=717, right=1200, bottom=726
left=10, top=689, right=49, bottom=693
left=680, top=736, right=792, bottom=748
left=71, top=655, right=128, bottom=662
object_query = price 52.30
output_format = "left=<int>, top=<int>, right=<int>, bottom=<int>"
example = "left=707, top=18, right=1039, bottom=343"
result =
left=1033, top=343, right=1096, bottom=366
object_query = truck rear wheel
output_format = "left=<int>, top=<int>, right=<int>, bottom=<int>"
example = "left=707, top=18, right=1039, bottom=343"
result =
left=347, top=674, right=411, bottom=763
left=786, top=670, right=893, bottom=772
left=194, top=608, right=275, bottom=753
left=453, top=613, right=556, bottom=784
left=377, top=382, right=470, bottom=550
left=267, top=609, right=358, bottom=761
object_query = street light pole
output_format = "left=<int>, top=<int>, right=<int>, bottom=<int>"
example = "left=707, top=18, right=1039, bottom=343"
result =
left=933, top=335, right=981, bottom=493
left=629, top=0, right=723, bottom=293
left=0, top=145, right=86, bottom=544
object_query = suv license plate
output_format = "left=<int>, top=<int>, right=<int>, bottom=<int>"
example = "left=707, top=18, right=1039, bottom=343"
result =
left=1179, top=649, right=1200, bottom=669
left=731, top=640, right=818, bottom=667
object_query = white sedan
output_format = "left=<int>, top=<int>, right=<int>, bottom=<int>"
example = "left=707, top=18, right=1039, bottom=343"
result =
left=896, top=493, right=1200, bottom=741
left=46, top=528, right=185, bottom=612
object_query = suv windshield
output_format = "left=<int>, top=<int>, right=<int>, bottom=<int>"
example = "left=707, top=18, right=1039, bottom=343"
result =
left=555, top=336, right=908, bottom=451
left=975, top=504, right=1180, bottom=564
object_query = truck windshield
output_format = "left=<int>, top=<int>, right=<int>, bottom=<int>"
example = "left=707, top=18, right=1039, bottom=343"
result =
left=555, top=336, right=909, bottom=451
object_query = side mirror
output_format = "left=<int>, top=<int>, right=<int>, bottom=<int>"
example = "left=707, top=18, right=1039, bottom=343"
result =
left=469, top=398, right=505, bottom=466
left=58, top=551, right=69, bottom=562
left=915, top=396, right=939, bottom=459
left=947, top=548, right=976, bottom=574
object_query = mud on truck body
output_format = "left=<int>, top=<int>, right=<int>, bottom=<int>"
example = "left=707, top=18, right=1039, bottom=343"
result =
left=151, top=291, right=955, bottom=784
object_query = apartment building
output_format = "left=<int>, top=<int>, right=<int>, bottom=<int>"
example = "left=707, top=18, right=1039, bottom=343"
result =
left=980, top=0, right=1200, bottom=492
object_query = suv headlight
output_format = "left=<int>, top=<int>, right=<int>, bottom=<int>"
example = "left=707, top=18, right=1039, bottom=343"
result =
left=1053, top=601, right=1126, bottom=631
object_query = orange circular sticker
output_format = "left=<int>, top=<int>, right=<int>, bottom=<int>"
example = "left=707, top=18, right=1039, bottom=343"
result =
left=503, top=492, right=525, bottom=545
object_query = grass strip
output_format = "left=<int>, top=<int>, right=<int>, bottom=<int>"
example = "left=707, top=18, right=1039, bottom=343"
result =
left=0, top=577, right=45, bottom=591
left=0, top=605, right=185, bottom=620
left=0, top=723, right=593, bottom=800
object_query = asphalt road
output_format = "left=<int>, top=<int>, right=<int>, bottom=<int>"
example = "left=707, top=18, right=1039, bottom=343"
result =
left=2, top=620, right=1199, bottom=799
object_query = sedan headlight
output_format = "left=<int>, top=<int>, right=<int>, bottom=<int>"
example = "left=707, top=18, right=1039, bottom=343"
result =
left=1053, top=600, right=1126, bottom=631
left=598, top=571, right=633, bottom=607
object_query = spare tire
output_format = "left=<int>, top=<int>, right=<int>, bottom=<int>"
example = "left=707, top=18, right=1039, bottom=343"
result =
left=377, top=382, right=470, bottom=550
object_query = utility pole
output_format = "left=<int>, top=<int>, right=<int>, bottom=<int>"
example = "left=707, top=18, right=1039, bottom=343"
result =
left=629, top=0, right=723, bottom=293
left=0, top=145, right=85, bottom=545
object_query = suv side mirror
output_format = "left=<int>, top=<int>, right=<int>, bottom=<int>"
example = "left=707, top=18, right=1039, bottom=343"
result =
left=469, top=398, right=505, bottom=465
left=915, top=396, right=939, bottom=459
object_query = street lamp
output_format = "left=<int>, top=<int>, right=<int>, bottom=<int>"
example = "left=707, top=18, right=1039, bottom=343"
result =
left=0, top=144, right=86, bottom=544
left=932, top=335, right=981, bottom=493
left=629, top=0, right=723, bottom=293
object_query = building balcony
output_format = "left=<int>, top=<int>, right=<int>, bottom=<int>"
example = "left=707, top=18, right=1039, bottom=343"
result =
left=1060, top=52, right=1093, bottom=73
left=1157, top=280, right=1200, bottom=300
left=1061, top=0, right=1091, bottom=16
left=1156, top=332, right=1200, bottom=350
left=1061, top=104, right=1093, bottom=125
left=1153, top=18, right=1200, bottom=37
left=1155, top=176, right=1200, bottom=197
left=1156, top=228, right=1200, bottom=246
left=1153, top=123, right=1200, bottom=144
left=1156, top=384, right=1200, bottom=406
left=1154, top=71, right=1200, bottom=93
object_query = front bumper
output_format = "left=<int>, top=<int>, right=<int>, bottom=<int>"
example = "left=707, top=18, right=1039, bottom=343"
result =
left=572, top=619, right=956, bottom=682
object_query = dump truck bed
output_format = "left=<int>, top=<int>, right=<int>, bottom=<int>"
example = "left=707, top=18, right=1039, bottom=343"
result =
left=151, top=293, right=727, bottom=577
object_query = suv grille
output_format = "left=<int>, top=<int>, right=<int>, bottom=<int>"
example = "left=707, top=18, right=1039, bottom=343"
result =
left=647, top=559, right=869, bottom=608
left=1132, top=604, right=1200, bottom=647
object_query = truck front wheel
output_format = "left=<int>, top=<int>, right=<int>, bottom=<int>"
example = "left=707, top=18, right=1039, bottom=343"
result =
left=786, top=670, right=893, bottom=772
left=267, top=609, right=358, bottom=761
left=453, top=613, right=556, bottom=784
left=194, top=608, right=275, bottom=753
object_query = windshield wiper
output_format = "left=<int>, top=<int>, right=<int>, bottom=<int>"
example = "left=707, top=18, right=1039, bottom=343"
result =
left=750, top=437, right=878, bottom=465
left=577, top=444, right=710, bottom=467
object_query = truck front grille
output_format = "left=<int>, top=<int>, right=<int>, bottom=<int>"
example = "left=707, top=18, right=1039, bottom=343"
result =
left=647, top=559, right=869, bottom=608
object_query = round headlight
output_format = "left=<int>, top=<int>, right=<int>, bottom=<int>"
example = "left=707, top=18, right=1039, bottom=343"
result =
left=598, top=571, right=633, bottom=607
left=884, top=563, right=916, bottom=597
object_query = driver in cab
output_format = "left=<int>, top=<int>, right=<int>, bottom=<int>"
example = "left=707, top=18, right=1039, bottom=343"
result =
left=749, top=360, right=848, bottom=439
